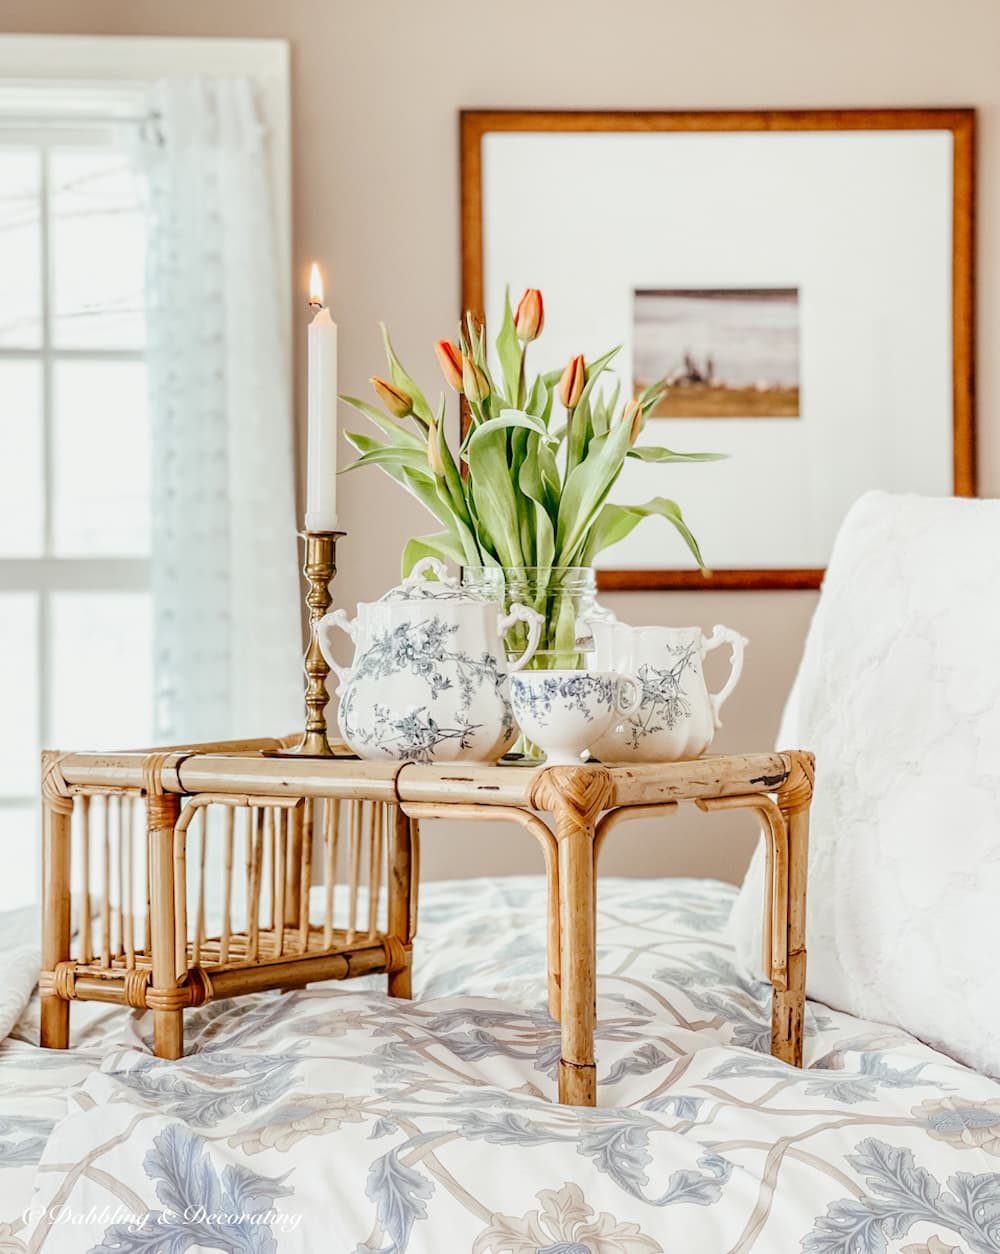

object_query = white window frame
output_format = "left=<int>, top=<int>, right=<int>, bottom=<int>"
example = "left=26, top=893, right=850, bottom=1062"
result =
left=0, top=121, right=149, bottom=807
left=0, top=35, right=291, bottom=890
left=0, top=34, right=290, bottom=281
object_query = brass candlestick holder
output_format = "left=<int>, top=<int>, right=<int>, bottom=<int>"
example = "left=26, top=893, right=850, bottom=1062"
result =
left=269, top=529, right=345, bottom=758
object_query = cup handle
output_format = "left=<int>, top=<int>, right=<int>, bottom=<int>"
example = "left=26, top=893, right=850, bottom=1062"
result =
left=500, top=603, right=544, bottom=672
left=317, top=609, right=357, bottom=689
left=703, top=625, right=748, bottom=729
left=615, top=674, right=643, bottom=717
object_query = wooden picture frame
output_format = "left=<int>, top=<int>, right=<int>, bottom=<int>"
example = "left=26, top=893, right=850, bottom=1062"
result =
left=460, top=108, right=976, bottom=591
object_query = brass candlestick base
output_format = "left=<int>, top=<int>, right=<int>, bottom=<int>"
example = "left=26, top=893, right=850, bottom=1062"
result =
left=268, top=529, right=345, bottom=758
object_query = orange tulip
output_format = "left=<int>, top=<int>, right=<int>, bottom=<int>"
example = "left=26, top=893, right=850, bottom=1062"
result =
left=427, top=420, right=446, bottom=479
left=559, top=355, right=586, bottom=409
left=623, top=398, right=644, bottom=444
left=514, top=288, right=544, bottom=341
left=370, top=376, right=412, bottom=419
left=462, top=355, right=491, bottom=404
left=435, top=340, right=464, bottom=392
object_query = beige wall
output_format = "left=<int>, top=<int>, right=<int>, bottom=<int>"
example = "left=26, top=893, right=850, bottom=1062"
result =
left=3, top=0, right=996, bottom=882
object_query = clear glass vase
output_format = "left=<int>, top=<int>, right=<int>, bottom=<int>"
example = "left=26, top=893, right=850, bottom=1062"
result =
left=461, top=566, right=613, bottom=758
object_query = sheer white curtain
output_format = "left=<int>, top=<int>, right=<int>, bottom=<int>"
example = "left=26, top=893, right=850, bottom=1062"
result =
left=134, top=78, right=301, bottom=743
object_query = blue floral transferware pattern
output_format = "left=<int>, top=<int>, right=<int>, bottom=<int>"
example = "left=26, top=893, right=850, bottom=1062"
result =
left=350, top=618, right=506, bottom=710
left=510, top=673, right=616, bottom=726
left=336, top=615, right=517, bottom=763
left=622, top=646, right=699, bottom=748
left=345, top=700, right=484, bottom=764
left=5, top=876, right=1000, bottom=1252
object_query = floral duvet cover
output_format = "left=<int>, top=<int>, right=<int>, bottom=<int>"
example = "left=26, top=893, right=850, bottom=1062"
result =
left=1, top=876, right=998, bottom=1253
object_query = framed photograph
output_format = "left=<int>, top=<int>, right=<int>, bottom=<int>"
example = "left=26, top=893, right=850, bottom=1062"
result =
left=634, top=287, right=801, bottom=419
left=460, top=109, right=976, bottom=590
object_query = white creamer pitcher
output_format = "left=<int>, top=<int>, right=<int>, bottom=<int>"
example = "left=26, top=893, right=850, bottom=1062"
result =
left=589, top=622, right=747, bottom=762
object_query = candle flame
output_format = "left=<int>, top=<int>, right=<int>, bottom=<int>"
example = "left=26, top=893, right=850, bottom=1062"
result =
left=308, top=262, right=325, bottom=308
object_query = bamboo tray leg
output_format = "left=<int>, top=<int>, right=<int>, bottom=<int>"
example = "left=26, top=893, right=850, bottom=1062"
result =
left=146, top=757, right=184, bottom=1060
left=40, top=754, right=73, bottom=1049
left=532, top=766, right=615, bottom=1107
left=387, top=806, right=414, bottom=999
left=771, top=752, right=814, bottom=1067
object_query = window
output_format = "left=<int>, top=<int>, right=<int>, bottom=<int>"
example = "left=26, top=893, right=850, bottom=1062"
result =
left=0, top=118, right=151, bottom=905
left=0, top=36, right=291, bottom=910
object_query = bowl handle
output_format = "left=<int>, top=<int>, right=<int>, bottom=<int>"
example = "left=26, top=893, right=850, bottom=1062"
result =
left=703, top=625, right=749, bottom=728
left=317, top=609, right=358, bottom=690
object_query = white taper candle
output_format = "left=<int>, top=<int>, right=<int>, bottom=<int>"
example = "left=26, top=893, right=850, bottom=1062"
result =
left=305, top=263, right=339, bottom=531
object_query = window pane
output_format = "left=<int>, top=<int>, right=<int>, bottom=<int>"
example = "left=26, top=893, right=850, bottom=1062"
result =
left=0, top=593, right=39, bottom=795
left=53, top=359, right=151, bottom=555
left=50, top=592, right=152, bottom=749
left=51, top=148, right=145, bottom=348
left=0, top=360, right=43, bottom=556
left=0, top=148, right=42, bottom=347
left=0, top=805, right=40, bottom=908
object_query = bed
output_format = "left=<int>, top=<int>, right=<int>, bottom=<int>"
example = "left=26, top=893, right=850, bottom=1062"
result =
left=2, top=875, right=999, bottom=1253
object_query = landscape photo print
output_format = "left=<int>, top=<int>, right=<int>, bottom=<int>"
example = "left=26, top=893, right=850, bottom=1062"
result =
left=634, top=287, right=801, bottom=418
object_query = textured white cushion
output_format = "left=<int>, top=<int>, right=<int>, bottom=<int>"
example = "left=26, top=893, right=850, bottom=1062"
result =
left=728, top=490, right=1000, bottom=1075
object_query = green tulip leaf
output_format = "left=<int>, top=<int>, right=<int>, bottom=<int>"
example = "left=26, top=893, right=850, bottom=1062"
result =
left=563, top=347, right=624, bottom=473
left=342, top=431, right=384, bottom=456
left=347, top=440, right=455, bottom=541
left=584, top=345, right=621, bottom=383
left=342, top=436, right=429, bottom=476
left=627, top=445, right=728, bottom=463
left=339, top=395, right=426, bottom=449
left=433, top=405, right=477, bottom=536
left=524, top=372, right=552, bottom=424
left=380, top=324, right=435, bottom=427
left=582, top=496, right=708, bottom=571
left=536, top=436, right=562, bottom=514
left=495, top=290, right=523, bottom=407
left=462, top=408, right=555, bottom=460
left=637, top=378, right=669, bottom=407
left=395, top=465, right=474, bottom=542
left=565, top=397, right=589, bottom=475
left=555, top=416, right=635, bottom=563
left=590, top=379, right=620, bottom=438
left=466, top=420, right=525, bottom=568
left=518, top=443, right=555, bottom=570
left=464, top=314, right=487, bottom=363
left=401, top=531, right=467, bottom=577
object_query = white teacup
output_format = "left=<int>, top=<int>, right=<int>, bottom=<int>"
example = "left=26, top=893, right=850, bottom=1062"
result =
left=510, top=669, right=641, bottom=766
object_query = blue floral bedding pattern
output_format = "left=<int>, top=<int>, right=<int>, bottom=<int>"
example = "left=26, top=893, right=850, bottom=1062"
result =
left=2, top=876, right=999, bottom=1252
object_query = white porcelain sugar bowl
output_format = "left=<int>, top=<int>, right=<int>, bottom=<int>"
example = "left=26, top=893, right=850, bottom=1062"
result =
left=318, top=558, right=543, bottom=763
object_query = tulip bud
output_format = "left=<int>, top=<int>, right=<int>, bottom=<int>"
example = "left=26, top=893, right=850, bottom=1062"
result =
left=427, top=421, right=446, bottom=479
left=559, top=354, right=586, bottom=409
left=462, top=355, right=490, bottom=404
left=514, top=288, right=544, bottom=341
left=623, top=398, right=644, bottom=444
left=370, top=376, right=412, bottom=419
left=435, top=340, right=464, bottom=392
